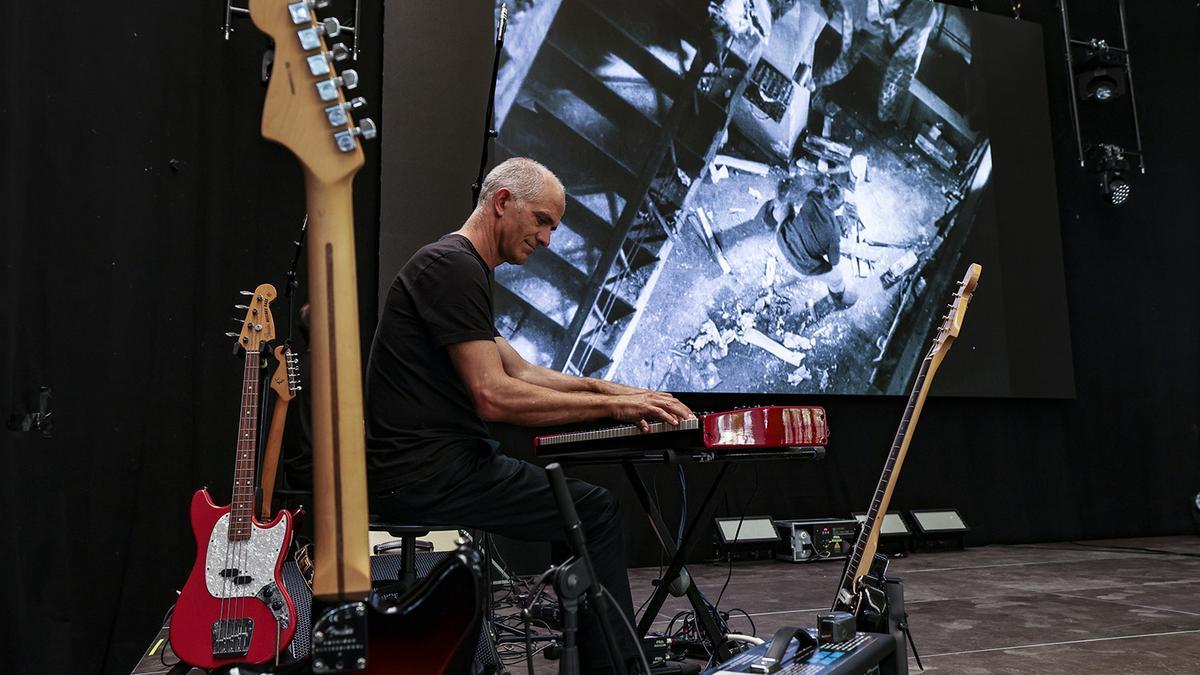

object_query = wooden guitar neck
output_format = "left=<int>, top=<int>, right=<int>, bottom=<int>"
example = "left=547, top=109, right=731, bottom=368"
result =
left=304, top=174, right=371, bottom=601
left=834, top=263, right=981, bottom=610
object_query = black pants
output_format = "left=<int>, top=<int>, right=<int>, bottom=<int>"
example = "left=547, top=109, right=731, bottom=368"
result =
left=371, top=441, right=637, bottom=673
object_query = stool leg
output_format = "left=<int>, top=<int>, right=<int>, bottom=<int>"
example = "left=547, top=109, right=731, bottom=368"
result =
left=402, top=535, right=418, bottom=586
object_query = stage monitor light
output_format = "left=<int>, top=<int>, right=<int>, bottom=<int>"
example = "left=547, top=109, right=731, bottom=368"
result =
left=908, top=509, right=970, bottom=536
left=852, top=512, right=912, bottom=537
left=714, top=515, right=780, bottom=545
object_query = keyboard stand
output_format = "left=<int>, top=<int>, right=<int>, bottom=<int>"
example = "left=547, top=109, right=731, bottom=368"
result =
left=549, top=447, right=825, bottom=663
left=625, top=457, right=735, bottom=661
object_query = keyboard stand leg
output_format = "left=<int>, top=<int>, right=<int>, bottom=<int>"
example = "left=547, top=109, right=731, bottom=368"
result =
left=625, top=460, right=734, bottom=662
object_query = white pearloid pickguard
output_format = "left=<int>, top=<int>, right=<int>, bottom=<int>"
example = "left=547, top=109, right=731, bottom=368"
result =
left=204, top=512, right=287, bottom=599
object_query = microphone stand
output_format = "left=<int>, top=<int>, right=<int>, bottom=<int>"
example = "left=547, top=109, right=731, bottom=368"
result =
left=283, top=213, right=308, bottom=344
left=471, top=3, right=509, bottom=207
left=256, top=213, right=307, bottom=517
left=546, top=463, right=628, bottom=675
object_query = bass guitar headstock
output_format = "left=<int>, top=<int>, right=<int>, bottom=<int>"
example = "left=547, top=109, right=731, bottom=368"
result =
left=248, top=0, right=376, bottom=185
left=229, top=284, right=278, bottom=353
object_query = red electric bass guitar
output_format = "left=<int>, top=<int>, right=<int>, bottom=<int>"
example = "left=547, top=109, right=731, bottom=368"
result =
left=170, top=284, right=298, bottom=668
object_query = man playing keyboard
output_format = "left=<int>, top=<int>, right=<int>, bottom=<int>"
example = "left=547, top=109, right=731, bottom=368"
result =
left=364, top=157, right=693, bottom=674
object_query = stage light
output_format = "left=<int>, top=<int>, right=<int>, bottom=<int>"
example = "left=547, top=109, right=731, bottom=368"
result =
left=713, top=515, right=781, bottom=561
left=1078, top=69, right=1122, bottom=102
left=908, top=509, right=970, bottom=551
left=852, top=512, right=912, bottom=555
left=852, top=512, right=911, bottom=537
left=1103, top=172, right=1131, bottom=206
left=908, top=509, right=970, bottom=536
left=1075, top=39, right=1127, bottom=103
left=1091, top=143, right=1134, bottom=207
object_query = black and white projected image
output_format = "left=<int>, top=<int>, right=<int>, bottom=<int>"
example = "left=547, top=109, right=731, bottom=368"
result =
left=491, top=0, right=995, bottom=395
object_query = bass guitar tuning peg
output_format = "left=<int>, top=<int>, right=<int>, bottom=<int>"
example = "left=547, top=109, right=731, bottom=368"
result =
left=225, top=332, right=239, bottom=338
left=240, top=290, right=254, bottom=295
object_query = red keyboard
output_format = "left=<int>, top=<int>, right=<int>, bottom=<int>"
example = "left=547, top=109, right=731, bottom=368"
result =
left=533, top=406, right=828, bottom=458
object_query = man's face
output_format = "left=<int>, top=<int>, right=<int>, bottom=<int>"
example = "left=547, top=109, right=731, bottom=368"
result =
left=822, top=188, right=845, bottom=211
left=496, top=178, right=565, bottom=265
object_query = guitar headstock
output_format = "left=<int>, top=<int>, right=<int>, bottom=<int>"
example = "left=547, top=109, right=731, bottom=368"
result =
left=932, top=263, right=982, bottom=355
left=248, top=0, right=375, bottom=184
left=270, top=344, right=302, bottom=401
left=232, top=284, right=278, bottom=353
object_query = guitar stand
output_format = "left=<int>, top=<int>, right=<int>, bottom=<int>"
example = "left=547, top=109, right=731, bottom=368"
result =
left=883, top=577, right=920, bottom=674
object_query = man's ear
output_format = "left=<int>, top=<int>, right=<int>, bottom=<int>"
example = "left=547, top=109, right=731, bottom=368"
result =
left=493, top=187, right=514, bottom=216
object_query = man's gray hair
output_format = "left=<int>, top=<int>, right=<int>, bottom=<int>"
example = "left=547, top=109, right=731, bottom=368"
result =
left=476, top=157, right=563, bottom=210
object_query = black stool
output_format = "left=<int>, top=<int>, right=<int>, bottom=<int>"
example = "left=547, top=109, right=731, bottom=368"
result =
left=367, top=520, right=452, bottom=589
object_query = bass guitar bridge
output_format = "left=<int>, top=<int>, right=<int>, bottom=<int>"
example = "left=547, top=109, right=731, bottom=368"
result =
left=211, top=617, right=253, bottom=658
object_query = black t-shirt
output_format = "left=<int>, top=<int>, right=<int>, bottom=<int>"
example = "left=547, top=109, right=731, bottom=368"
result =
left=364, top=233, right=499, bottom=493
left=771, top=190, right=840, bottom=275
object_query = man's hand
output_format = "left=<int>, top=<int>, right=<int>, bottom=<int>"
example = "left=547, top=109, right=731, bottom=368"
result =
left=609, top=392, right=695, bottom=432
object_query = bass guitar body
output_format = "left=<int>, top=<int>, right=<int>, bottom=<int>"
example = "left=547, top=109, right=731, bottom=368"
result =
left=308, top=544, right=486, bottom=675
left=170, top=488, right=297, bottom=669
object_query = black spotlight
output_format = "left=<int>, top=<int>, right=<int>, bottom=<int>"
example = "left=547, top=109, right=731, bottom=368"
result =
left=1075, top=39, right=1127, bottom=103
left=1102, top=172, right=1131, bottom=206
left=1091, top=144, right=1133, bottom=206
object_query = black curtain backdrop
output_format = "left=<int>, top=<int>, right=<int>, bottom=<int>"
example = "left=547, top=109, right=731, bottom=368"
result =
left=1, top=1, right=1197, bottom=674
left=0, top=1, right=383, bottom=672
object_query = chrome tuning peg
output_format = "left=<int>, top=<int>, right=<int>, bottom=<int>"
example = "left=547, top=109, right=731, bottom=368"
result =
left=240, top=290, right=254, bottom=295
left=306, top=43, right=351, bottom=76
left=287, top=1, right=313, bottom=25
left=318, top=17, right=342, bottom=37
left=225, top=332, right=240, bottom=338
left=333, top=118, right=377, bottom=153
left=323, top=96, right=366, bottom=127
left=298, top=20, right=352, bottom=51
left=297, top=27, right=320, bottom=51
left=235, top=304, right=250, bottom=310
left=315, top=69, right=358, bottom=101
left=356, top=118, right=377, bottom=139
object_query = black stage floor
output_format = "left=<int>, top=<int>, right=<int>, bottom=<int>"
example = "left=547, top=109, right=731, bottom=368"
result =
left=613, top=535, right=1200, bottom=675
left=133, top=536, right=1200, bottom=674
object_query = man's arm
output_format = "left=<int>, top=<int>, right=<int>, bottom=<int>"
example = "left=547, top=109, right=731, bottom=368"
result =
left=494, top=336, right=648, bottom=395
left=449, top=339, right=691, bottom=430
